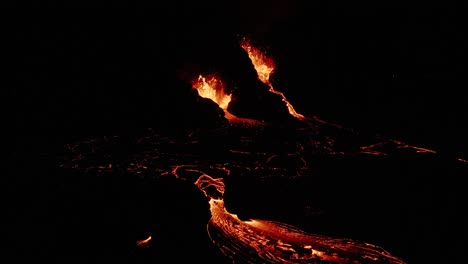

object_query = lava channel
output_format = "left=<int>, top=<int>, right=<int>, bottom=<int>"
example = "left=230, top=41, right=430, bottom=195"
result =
left=195, top=174, right=406, bottom=264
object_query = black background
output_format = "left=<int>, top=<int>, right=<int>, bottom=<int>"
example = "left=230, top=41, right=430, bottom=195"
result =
left=11, top=2, right=468, bottom=263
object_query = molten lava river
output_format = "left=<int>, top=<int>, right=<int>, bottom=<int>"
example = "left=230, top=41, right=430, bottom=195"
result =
left=60, top=39, right=462, bottom=263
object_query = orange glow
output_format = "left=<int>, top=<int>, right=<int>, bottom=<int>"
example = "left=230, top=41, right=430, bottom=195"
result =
left=240, top=38, right=305, bottom=120
left=137, top=235, right=152, bottom=248
left=192, top=74, right=232, bottom=111
left=194, top=173, right=406, bottom=263
left=240, top=39, right=275, bottom=85
left=192, top=74, right=264, bottom=125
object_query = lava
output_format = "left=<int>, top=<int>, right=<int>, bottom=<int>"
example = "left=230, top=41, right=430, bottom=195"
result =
left=191, top=74, right=263, bottom=126
left=195, top=173, right=406, bottom=264
left=63, top=127, right=425, bottom=263
left=360, top=139, right=437, bottom=156
left=59, top=37, right=465, bottom=264
left=192, top=74, right=232, bottom=113
left=240, top=38, right=305, bottom=120
left=137, top=236, right=152, bottom=248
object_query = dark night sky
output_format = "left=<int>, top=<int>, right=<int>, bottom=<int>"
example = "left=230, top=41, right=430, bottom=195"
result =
left=14, top=3, right=467, bottom=154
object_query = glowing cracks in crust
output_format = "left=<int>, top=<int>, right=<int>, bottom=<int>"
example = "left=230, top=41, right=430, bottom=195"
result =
left=360, top=139, right=438, bottom=156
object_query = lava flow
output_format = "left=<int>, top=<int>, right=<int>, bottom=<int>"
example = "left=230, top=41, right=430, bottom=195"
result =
left=240, top=38, right=305, bottom=120
left=63, top=127, right=416, bottom=263
left=194, top=173, right=405, bottom=264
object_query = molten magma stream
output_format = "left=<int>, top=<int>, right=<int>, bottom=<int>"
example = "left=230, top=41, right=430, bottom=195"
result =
left=194, top=173, right=406, bottom=264
left=240, top=38, right=305, bottom=120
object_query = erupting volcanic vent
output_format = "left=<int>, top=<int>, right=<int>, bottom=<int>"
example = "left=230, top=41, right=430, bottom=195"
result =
left=190, top=74, right=257, bottom=124
left=191, top=38, right=306, bottom=124
left=192, top=74, right=232, bottom=114
left=61, top=36, right=468, bottom=264
left=240, top=38, right=305, bottom=120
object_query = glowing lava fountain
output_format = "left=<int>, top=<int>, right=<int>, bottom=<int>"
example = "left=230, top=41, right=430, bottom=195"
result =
left=240, top=38, right=305, bottom=120
left=192, top=74, right=232, bottom=114
left=192, top=74, right=262, bottom=125
left=191, top=39, right=306, bottom=123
